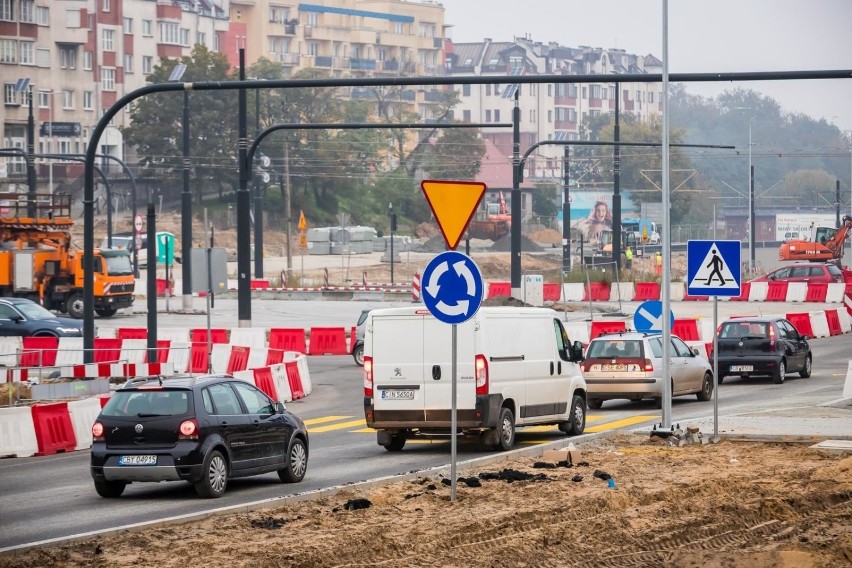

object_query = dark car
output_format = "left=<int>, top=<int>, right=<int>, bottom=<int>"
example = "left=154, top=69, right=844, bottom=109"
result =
left=352, top=309, right=370, bottom=366
left=90, top=375, right=309, bottom=498
left=713, top=317, right=812, bottom=384
left=0, top=298, right=83, bottom=337
left=749, top=263, right=844, bottom=284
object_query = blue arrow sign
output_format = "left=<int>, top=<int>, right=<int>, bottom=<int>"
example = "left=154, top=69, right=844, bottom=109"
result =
left=687, top=240, right=742, bottom=297
left=421, top=251, right=484, bottom=325
left=633, top=300, right=674, bottom=334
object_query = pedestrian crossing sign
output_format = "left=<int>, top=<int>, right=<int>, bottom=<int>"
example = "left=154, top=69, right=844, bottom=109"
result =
left=686, top=240, right=741, bottom=297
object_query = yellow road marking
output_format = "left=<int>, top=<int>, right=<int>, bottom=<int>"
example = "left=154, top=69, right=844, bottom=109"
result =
left=308, top=419, right=367, bottom=433
left=585, top=415, right=657, bottom=433
left=303, top=415, right=352, bottom=426
left=522, top=414, right=605, bottom=432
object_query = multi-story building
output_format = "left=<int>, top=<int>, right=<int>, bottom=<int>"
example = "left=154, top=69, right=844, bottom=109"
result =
left=447, top=35, right=663, bottom=182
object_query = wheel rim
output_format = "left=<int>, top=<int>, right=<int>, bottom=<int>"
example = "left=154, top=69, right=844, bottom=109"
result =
left=355, top=349, right=364, bottom=365
left=71, top=298, right=83, bottom=314
left=703, top=375, right=712, bottom=397
left=573, top=401, right=585, bottom=428
left=805, top=357, right=811, bottom=374
left=501, top=416, right=513, bottom=444
left=779, top=361, right=786, bottom=379
left=290, top=441, right=307, bottom=478
left=208, top=455, right=227, bottom=493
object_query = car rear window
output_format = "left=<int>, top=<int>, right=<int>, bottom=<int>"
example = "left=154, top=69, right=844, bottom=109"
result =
left=102, top=389, right=191, bottom=417
left=587, top=339, right=644, bottom=359
left=719, top=322, right=769, bottom=339
left=827, top=265, right=842, bottom=276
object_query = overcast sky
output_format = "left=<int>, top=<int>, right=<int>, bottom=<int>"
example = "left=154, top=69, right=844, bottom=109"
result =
left=439, top=0, right=852, bottom=132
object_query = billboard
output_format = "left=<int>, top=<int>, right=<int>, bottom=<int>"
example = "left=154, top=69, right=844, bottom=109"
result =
left=775, top=213, right=837, bottom=241
left=559, top=189, right=638, bottom=244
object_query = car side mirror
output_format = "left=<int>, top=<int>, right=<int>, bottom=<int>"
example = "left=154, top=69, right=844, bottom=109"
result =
left=801, top=335, right=809, bottom=341
left=275, top=402, right=286, bottom=413
left=570, top=340, right=585, bottom=363
left=11, top=315, right=23, bottom=323
left=691, top=347, right=700, bottom=357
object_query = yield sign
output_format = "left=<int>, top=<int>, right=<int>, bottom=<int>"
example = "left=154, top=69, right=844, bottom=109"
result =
left=298, top=210, right=307, bottom=230
left=420, top=180, right=487, bottom=250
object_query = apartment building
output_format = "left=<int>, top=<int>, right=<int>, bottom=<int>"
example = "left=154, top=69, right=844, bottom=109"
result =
left=447, top=36, right=663, bottom=182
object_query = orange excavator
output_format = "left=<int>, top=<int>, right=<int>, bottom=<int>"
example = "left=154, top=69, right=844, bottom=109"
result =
left=468, top=192, right=512, bottom=241
left=778, top=215, right=852, bottom=264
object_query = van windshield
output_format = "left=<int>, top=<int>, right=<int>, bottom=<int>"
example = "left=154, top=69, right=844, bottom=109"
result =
left=103, top=254, right=133, bottom=276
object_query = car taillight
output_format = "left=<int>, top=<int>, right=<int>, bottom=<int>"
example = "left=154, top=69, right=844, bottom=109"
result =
left=179, top=419, right=199, bottom=440
left=364, top=356, right=373, bottom=397
left=92, top=422, right=104, bottom=441
left=475, top=354, right=489, bottom=395
left=644, top=358, right=654, bottom=372
left=769, top=324, right=776, bottom=350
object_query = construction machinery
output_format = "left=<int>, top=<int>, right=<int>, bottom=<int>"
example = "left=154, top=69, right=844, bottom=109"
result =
left=468, top=192, right=511, bottom=241
left=778, top=215, right=852, bottom=265
left=0, top=193, right=135, bottom=318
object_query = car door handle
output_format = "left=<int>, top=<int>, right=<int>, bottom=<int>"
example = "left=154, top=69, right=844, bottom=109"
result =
left=558, top=361, right=562, bottom=374
left=432, top=365, right=441, bottom=380
left=252, top=420, right=261, bottom=427
left=550, top=361, right=554, bottom=375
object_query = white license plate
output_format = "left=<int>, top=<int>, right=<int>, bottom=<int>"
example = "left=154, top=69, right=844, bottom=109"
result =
left=119, top=455, right=157, bottom=466
left=730, top=365, right=754, bottom=372
left=601, top=364, right=629, bottom=372
left=381, top=389, right=415, bottom=400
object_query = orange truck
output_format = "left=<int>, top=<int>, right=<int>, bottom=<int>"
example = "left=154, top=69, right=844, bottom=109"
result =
left=0, top=193, right=135, bottom=318
left=778, top=215, right=852, bottom=265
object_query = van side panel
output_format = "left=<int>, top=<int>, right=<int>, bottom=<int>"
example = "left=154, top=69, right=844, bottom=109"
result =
left=479, top=313, right=526, bottom=418
left=423, top=317, right=476, bottom=421
left=520, top=315, right=569, bottom=422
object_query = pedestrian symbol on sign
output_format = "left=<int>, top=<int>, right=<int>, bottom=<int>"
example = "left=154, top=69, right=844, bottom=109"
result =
left=686, top=240, right=741, bottom=296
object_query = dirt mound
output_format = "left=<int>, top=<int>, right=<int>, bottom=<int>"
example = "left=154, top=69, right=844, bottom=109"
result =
left=490, top=234, right=543, bottom=252
left=414, top=222, right=440, bottom=239
left=529, top=228, right=562, bottom=244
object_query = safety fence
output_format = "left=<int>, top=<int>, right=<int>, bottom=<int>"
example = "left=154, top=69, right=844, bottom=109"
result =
left=0, top=353, right=313, bottom=459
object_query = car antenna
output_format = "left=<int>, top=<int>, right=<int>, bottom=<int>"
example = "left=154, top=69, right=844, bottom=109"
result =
left=158, top=375, right=163, bottom=386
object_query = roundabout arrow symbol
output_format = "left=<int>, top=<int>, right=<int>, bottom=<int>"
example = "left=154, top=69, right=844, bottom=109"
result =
left=425, top=261, right=449, bottom=298
left=436, top=300, right=469, bottom=316
left=453, top=260, right=475, bottom=296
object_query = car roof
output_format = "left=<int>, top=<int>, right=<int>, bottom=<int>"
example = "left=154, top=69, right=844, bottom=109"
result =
left=0, top=297, right=36, bottom=305
left=721, top=317, right=782, bottom=324
left=118, top=374, right=234, bottom=391
left=590, top=332, right=658, bottom=340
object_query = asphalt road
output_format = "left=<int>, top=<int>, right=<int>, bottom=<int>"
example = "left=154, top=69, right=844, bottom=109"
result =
left=0, top=333, right=848, bottom=552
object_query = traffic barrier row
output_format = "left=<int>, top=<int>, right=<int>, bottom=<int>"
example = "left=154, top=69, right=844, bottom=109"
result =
left=0, top=353, right=313, bottom=458
left=485, top=281, right=848, bottom=304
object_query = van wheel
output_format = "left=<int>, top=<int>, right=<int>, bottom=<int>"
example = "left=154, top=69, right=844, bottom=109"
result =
left=383, top=433, right=406, bottom=452
left=773, top=359, right=786, bottom=384
left=492, top=407, right=515, bottom=451
left=587, top=398, right=603, bottom=410
left=561, top=395, right=586, bottom=436
left=352, top=342, right=364, bottom=367
left=696, top=372, right=713, bottom=401
left=799, top=355, right=812, bottom=378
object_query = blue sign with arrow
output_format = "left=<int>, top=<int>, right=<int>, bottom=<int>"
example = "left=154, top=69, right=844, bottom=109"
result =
left=633, top=300, right=674, bottom=334
left=687, top=240, right=742, bottom=297
left=422, top=251, right=484, bottom=325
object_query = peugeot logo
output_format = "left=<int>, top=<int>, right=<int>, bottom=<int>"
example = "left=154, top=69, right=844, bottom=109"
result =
left=738, top=341, right=744, bottom=347
left=135, top=424, right=144, bottom=434
left=394, top=367, right=402, bottom=377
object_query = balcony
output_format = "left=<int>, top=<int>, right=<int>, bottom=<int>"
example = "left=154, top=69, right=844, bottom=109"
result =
left=351, top=88, right=375, bottom=100
left=380, top=59, right=399, bottom=72
left=277, top=52, right=300, bottom=65
left=423, top=90, right=444, bottom=102
left=315, top=56, right=333, bottom=68
left=350, top=58, right=376, bottom=70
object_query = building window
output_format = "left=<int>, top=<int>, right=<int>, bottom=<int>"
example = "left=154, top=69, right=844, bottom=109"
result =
left=83, top=91, right=94, bottom=110
left=4, top=84, right=19, bottom=105
left=142, top=56, right=153, bottom=74
left=418, top=23, right=435, bottom=37
left=35, top=5, right=48, bottom=25
left=142, top=19, right=152, bottom=36
left=36, top=48, right=49, bottom=67
left=101, top=68, right=115, bottom=91
left=102, top=29, right=114, bottom=51
left=462, top=84, right=470, bottom=96
left=568, top=108, right=577, bottom=122
left=102, top=0, right=110, bottom=12
left=38, top=90, right=50, bottom=108
left=123, top=17, right=132, bottom=34
left=485, top=110, right=491, bottom=122
left=19, top=41, right=34, bottom=65
left=590, top=85, right=601, bottom=99
left=648, top=91, right=655, bottom=104
left=307, top=12, right=318, bottom=26
left=0, top=0, right=13, bottom=22
left=124, top=54, right=133, bottom=73
left=269, top=5, right=290, bottom=23
left=83, top=51, right=92, bottom=70
left=547, top=110, right=552, bottom=123
left=307, top=41, right=319, bottom=56
left=529, top=110, right=535, bottom=123
left=463, top=109, right=471, bottom=122
left=197, top=31, right=206, bottom=46
left=180, top=28, right=189, bottom=46
left=494, top=109, right=500, bottom=122
left=0, top=39, right=17, bottom=63
left=394, top=22, right=404, bottom=34
left=62, top=89, right=74, bottom=109
left=20, top=0, right=34, bottom=22
left=160, top=22, right=179, bottom=44
left=547, top=84, right=552, bottom=97
left=568, top=84, right=577, bottom=97
left=485, top=84, right=490, bottom=96
left=59, top=46, right=77, bottom=69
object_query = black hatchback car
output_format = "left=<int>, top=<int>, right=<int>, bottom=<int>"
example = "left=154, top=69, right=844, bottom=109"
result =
left=714, top=317, right=812, bottom=384
left=90, top=375, right=309, bottom=498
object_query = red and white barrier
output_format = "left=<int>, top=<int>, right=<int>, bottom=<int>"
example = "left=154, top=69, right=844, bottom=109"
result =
left=0, top=406, right=38, bottom=458
left=412, top=272, right=421, bottom=302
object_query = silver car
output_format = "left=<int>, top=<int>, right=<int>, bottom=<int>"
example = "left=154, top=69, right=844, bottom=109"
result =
left=582, top=332, right=713, bottom=409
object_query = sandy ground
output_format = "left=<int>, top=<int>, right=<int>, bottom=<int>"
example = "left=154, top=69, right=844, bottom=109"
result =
left=4, top=434, right=850, bottom=568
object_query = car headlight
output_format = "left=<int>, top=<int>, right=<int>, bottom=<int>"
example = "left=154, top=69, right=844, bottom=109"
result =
left=57, top=327, right=82, bottom=334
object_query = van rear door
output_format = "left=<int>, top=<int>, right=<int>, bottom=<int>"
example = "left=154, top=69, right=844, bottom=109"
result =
left=422, top=316, right=476, bottom=422
left=372, top=313, right=426, bottom=418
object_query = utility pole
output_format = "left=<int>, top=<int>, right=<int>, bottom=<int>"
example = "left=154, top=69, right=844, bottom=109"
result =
left=236, top=49, right=251, bottom=327
left=562, top=146, right=571, bottom=271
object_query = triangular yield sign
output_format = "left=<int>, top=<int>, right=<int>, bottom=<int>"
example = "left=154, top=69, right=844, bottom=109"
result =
left=420, top=180, right=487, bottom=250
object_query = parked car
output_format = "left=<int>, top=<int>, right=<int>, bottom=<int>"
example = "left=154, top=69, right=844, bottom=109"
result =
left=713, top=317, right=812, bottom=384
left=90, top=375, right=309, bottom=498
left=582, top=332, right=713, bottom=409
left=352, top=309, right=370, bottom=366
left=0, top=298, right=83, bottom=337
left=748, top=263, right=843, bottom=284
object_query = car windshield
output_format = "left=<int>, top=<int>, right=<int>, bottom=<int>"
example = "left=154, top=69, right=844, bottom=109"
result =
left=720, top=322, right=769, bottom=339
left=15, top=302, right=57, bottom=320
left=104, top=236, right=133, bottom=250
left=102, top=389, right=191, bottom=417
left=587, top=339, right=644, bottom=359
left=103, top=254, right=133, bottom=276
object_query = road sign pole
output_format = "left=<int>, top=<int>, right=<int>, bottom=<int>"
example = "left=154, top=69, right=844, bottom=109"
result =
left=451, top=323, right=457, bottom=503
left=713, top=296, right=719, bottom=442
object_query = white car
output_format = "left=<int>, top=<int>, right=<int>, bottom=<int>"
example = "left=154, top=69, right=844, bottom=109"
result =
left=582, top=332, right=713, bottom=409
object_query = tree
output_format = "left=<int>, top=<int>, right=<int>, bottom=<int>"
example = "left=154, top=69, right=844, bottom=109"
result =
left=120, top=45, right=237, bottom=203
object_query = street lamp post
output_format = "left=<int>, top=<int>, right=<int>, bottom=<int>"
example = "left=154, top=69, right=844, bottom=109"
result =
left=736, top=107, right=754, bottom=272
left=169, top=63, right=193, bottom=310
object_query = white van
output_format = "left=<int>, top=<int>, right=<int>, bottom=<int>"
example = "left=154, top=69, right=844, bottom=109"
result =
left=362, top=306, right=587, bottom=451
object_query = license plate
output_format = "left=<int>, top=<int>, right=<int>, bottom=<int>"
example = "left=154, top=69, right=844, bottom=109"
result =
left=381, top=389, right=415, bottom=400
left=601, top=364, right=629, bottom=372
left=118, top=455, right=157, bottom=466
left=730, top=365, right=754, bottom=372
